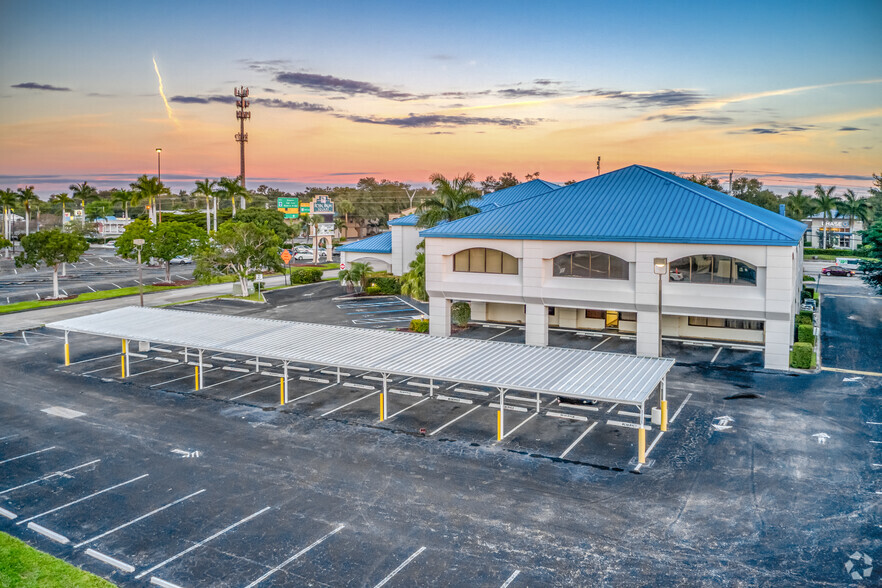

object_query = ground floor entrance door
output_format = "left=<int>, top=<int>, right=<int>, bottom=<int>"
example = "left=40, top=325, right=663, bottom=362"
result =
left=605, top=311, right=619, bottom=329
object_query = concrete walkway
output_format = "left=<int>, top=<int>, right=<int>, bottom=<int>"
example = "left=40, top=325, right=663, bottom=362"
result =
left=0, top=272, right=341, bottom=333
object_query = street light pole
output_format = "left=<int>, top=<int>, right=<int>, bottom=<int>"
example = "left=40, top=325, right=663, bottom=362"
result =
left=134, top=238, right=145, bottom=307
left=155, top=148, right=162, bottom=224
left=653, top=258, right=668, bottom=357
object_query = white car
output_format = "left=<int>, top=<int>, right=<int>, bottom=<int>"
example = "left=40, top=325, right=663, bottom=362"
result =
left=169, top=255, right=193, bottom=265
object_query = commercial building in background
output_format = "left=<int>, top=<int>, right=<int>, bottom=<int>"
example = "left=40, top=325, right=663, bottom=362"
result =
left=93, top=216, right=134, bottom=239
left=420, top=165, right=807, bottom=370
left=337, top=179, right=561, bottom=275
left=801, top=209, right=865, bottom=250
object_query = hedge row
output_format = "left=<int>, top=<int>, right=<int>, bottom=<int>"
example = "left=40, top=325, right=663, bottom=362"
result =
left=804, top=247, right=872, bottom=258
left=797, top=323, right=814, bottom=344
left=410, top=318, right=429, bottom=333
left=790, top=342, right=814, bottom=369
left=289, top=267, right=323, bottom=284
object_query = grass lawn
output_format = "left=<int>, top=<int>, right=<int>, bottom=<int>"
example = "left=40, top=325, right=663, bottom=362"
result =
left=0, top=285, right=181, bottom=315
left=0, top=532, right=116, bottom=587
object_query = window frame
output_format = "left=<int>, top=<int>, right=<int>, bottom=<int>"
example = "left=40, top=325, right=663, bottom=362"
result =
left=552, top=251, right=630, bottom=280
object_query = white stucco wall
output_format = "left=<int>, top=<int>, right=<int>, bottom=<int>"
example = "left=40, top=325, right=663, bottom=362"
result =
left=391, top=225, right=422, bottom=276
left=340, top=251, right=392, bottom=274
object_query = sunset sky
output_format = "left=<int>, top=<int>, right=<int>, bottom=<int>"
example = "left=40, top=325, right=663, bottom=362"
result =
left=1, top=0, right=880, bottom=197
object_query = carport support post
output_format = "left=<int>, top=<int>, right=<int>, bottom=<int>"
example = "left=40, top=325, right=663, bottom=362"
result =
left=638, top=403, right=646, bottom=464
left=380, top=373, right=388, bottom=421
left=184, top=347, right=188, bottom=363
left=535, top=392, right=540, bottom=413
left=336, top=366, right=341, bottom=384
left=283, top=361, right=289, bottom=404
left=498, top=388, right=506, bottom=441
left=197, top=349, right=204, bottom=391
left=254, top=356, right=259, bottom=373
left=122, top=339, right=129, bottom=378
left=429, top=378, right=433, bottom=398
left=660, top=378, right=668, bottom=432
left=64, top=331, right=69, bottom=366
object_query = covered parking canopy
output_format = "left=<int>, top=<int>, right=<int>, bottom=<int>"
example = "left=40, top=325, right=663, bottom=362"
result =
left=48, top=306, right=675, bottom=463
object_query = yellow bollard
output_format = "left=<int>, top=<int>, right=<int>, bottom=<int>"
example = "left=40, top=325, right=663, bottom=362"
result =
left=195, top=366, right=199, bottom=391
left=64, top=343, right=70, bottom=366
left=660, top=400, right=668, bottom=432
left=379, top=393, right=385, bottom=421
left=280, top=378, right=284, bottom=405
left=638, top=427, right=646, bottom=464
left=121, top=355, right=126, bottom=378
left=121, top=339, right=126, bottom=353
left=497, top=410, right=502, bottom=441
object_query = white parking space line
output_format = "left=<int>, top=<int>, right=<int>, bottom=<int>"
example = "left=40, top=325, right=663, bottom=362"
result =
left=430, top=405, right=483, bottom=436
left=86, top=285, right=96, bottom=292
left=669, top=393, right=693, bottom=424
left=200, top=371, right=255, bottom=390
left=385, top=397, right=430, bottom=421
left=633, top=431, right=666, bottom=472
left=500, top=570, right=521, bottom=588
left=27, top=522, right=70, bottom=544
left=321, top=391, right=380, bottom=417
left=590, top=337, right=611, bottom=351
left=0, top=446, right=57, bottom=465
left=67, top=352, right=121, bottom=366
left=487, top=328, right=512, bottom=341
left=82, top=357, right=150, bottom=375
left=374, top=546, right=426, bottom=588
left=134, top=507, right=271, bottom=579
left=606, top=403, right=619, bottom=413
left=18, top=474, right=149, bottom=525
left=394, top=296, right=426, bottom=314
left=498, top=412, right=538, bottom=441
left=110, top=283, right=121, bottom=289
left=74, top=489, right=206, bottom=547
left=151, top=367, right=223, bottom=388
left=0, top=506, right=18, bottom=519
left=230, top=381, right=280, bottom=401
left=128, top=362, right=183, bottom=378
left=85, top=548, right=135, bottom=573
left=559, top=422, right=598, bottom=459
left=710, top=347, right=723, bottom=363
left=150, top=577, right=185, bottom=588
left=243, top=524, right=345, bottom=587
left=0, top=459, right=101, bottom=496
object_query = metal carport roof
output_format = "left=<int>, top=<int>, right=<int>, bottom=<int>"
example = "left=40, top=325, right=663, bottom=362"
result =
left=47, top=306, right=674, bottom=406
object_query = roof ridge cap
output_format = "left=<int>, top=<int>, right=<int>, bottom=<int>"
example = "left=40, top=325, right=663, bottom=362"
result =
left=636, top=165, right=795, bottom=240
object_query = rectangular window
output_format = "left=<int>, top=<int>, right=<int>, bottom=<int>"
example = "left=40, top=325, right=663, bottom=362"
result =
left=485, top=249, right=503, bottom=274
left=707, top=317, right=726, bottom=328
left=691, top=255, right=713, bottom=283
left=585, top=309, right=604, bottom=319
left=714, top=256, right=733, bottom=283
left=669, top=257, right=691, bottom=282
left=572, top=251, right=591, bottom=277
left=469, top=248, right=485, bottom=273
left=502, top=252, right=518, bottom=275
left=454, top=250, right=469, bottom=272
left=733, top=261, right=757, bottom=286
left=688, top=316, right=708, bottom=326
left=619, top=312, right=637, bottom=321
left=548, top=307, right=556, bottom=316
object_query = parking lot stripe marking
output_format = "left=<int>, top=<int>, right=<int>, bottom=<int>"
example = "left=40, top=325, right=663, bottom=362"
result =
left=243, top=524, right=345, bottom=588
left=110, top=283, right=121, bottom=289
left=669, top=393, right=693, bottom=424
left=82, top=358, right=150, bottom=375
left=321, top=391, right=380, bottom=417
left=821, top=367, right=882, bottom=377
left=18, top=474, right=149, bottom=525
left=590, top=337, right=611, bottom=351
left=710, top=347, right=723, bottom=363
left=85, top=549, right=134, bottom=572
left=487, top=328, right=512, bottom=341
left=1, top=459, right=101, bottom=496
left=287, top=382, right=339, bottom=403
left=74, top=489, right=206, bottom=547
left=867, top=422, right=882, bottom=425
left=644, top=431, right=664, bottom=458
left=430, top=405, right=483, bottom=436
left=386, top=397, right=430, bottom=421
left=500, top=570, right=521, bottom=588
left=346, top=308, right=411, bottom=315
left=127, top=362, right=182, bottom=378
left=27, top=522, right=70, bottom=544
left=0, top=506, right=17, bottom=519
left=389, top=389, right=423, bottom=397
left=454, top=387, right=490, bottom=397
left=229, top=381, right=280, bottom=401
left=394, top=296, right=426, bottom=314
left=0, top=446, right=57, bottom=466
left=201, top=371, right=255, bottom=390
left=127, top=352, right=148, bottom=359
left=606, top=403, right=618, bottom=413
left=151, top=366, right=222, bottom=387
left=499, top=412, right=538, bottom=441
left=67, top=353, right=120, bottom=366
left=134, top=506, right=271, bottom=579
left=560, top=422, right=598, bottom=459
left=0, top=435, right=18, bottom=441
left=301, top=376, right=330, bottom=384
left=150, top=577, right=185, bottom=588
left=374, top=546, right=426, bottom=588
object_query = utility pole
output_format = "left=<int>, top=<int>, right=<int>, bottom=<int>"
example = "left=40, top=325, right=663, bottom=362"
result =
left=234, top=87, right=250, bottom=189
left=596, top=156, right=601, bottom=176
left=728, top=170, right=734, bottom=194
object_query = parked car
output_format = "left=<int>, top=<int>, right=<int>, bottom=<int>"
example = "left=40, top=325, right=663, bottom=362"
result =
left=169, top=255, right=193, bottom=265
left=821, top=265, right=855, bottom=277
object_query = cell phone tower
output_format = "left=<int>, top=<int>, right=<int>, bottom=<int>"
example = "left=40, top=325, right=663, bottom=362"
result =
left=234, top=86, right=251, bottom=188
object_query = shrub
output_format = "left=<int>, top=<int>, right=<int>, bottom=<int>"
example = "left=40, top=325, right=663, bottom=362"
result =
left=803, top=275, right=815, bottom=281
left=368, top=275, right=401, bottom=294
left=289, top=267, right=323, bottom=284
left=410, top=318, right=429, bottom=333
left=796, top=310, right=813, bottom=326
left=790, top=342, right=814, bottom=369
left=797, top=323, right=814, bottom=344
left=804, top=247, right=872, bottom=258
left=365, top=285, right=382, bottom=295
left=813, top=290, right=819, bottom=301
left=451, top=301, right=471, bottom=327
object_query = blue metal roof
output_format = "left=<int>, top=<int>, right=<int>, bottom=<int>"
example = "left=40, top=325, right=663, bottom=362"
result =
left=420, top=165, right=807, bottom=246
left=388, top=179, right=560, bottom=227
left=336, top=231, right=392, bottom=253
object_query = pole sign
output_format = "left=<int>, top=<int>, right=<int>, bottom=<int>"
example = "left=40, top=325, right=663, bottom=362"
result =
left=340, top=262, right=345, bottom=270
left=313, top=195, right=334, bottom=213
left=277, top=197, right=300, bottom=219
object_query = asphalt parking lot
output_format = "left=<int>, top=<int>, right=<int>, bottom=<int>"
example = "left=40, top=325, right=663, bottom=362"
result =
left=0, top=246, right=193, bottom=304
left=818, top=277, right=882, bottom=374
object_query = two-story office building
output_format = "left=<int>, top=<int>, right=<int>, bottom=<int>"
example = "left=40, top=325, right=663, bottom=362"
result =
left=421, top=165, right=807, bottom=370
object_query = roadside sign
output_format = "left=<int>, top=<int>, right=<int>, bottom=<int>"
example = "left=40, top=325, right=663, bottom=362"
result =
left=280, top=250, right=292, bottom=264
left=277, top=197, right=300, bottom=219
left=255, top=273, right=263, bottom=282
left=340, top=262, right=345, bottom=270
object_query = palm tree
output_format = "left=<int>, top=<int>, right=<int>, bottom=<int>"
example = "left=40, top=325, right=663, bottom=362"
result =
left=111, top=189, right=132, bottom=218
left=16, top=186, right=38, bottom=236
left=217, top=177, right=249, bottom=218
left=416, top=172, right=481, bottom=228
left=333, top=217, right=347, bottom=240
left=813, top=185, right=840, bottom=249
left=306, top=214, right=325, bottom=262
left=338, top=261, right=373, bottom=293
left=785, top=188, right=814, bottom=221
left=192, top=179, right=217, bottom=231
left=0, top=189, right=17, bottom=241
left=400, top=249, right=427, bottom=302
left=837, top=189, right=873, bottom=250
left=49, top=192, right=75, bottom=224
left=130, top=175, right=167, bottom=224
left=69, top=182, right=98, bottom=209
left=336, top=199, right=354, bottom=238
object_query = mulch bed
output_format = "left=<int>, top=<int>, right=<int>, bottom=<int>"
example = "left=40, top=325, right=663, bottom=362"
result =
left=153, top=280, right=195, bottom=287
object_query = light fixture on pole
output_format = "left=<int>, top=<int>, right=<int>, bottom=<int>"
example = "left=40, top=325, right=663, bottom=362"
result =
left=134, top=238, right=146, bottom=307
left=653, top=258, right=668, bottom=357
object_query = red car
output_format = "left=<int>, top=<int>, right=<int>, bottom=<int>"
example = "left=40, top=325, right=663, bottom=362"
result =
left=822, top=265, right=856, bottom=277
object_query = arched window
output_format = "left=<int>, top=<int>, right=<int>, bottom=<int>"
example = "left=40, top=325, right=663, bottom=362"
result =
left=552, top=251, right=629, bottom=280
left=669, top=255, right=756, bottom=285
left=453, top=248, right=518, bottom=274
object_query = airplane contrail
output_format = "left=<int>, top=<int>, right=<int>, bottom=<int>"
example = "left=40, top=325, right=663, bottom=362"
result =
left=152, top=56, right=179, bottom=127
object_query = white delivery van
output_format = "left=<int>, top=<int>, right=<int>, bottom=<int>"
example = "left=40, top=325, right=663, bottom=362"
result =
left=836, top=257, right=862, bottom=272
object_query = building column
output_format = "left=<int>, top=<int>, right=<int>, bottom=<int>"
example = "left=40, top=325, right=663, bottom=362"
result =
left=429, top=297, right=451, bottom=337
left=525, top=303, right=548, bottom=346
left=636, top=310, right=660, bottom=357
left=471, top=301, right=487, bottom=322
left=764, top=318, right=791, bottom=370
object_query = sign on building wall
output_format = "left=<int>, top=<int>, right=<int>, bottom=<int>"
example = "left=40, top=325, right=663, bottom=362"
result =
left=313, top=195, right=335, bottom=213
left=300, top=204, right=311, bottom=215
left=276, top=197, right=300, bottom=219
